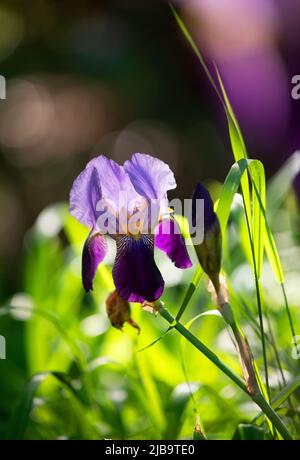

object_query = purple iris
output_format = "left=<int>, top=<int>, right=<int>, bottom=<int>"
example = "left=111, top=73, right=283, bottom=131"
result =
left=69, top=153, right=192, bottom=303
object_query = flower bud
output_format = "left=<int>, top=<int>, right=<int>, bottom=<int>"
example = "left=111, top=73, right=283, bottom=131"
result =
left=191, top=182, right=222, bottom=292
left=106, top=291, right=140, bottom=333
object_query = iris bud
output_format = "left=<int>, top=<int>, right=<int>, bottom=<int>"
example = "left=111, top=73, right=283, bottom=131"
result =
left=191, top=182, right=222, bottom=291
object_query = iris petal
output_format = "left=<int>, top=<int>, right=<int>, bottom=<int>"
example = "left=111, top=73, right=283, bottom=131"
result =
left=70, top=155, right=143, bottom=233
left=82, top=231, right=107, bottom=291
left=124, top=153, right=176, bottom=205
left=112, top=235, right=164, bottom=303
left=87, top=155, right=141, bottom=213
left=69, top=166, right=101, bottom=228
left=155, top=217, right=192, bottom=269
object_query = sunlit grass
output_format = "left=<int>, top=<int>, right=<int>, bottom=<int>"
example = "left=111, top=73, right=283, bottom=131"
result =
left=0, top=7, right=299, bottom=441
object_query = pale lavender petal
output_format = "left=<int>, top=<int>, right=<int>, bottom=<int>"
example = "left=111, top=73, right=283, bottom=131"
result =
left=82, top=231, right=107, bottom=292
left=69, top=166, right=101, bottom=228
left=112, top=235, right=164, bottom=303
left=70, top=155, right=142, bottom=233
left=124, top=153, right=176, bottom=202
left=155, top=217, right=192, bottom=269
left=87, top=155, right=140, bottom=213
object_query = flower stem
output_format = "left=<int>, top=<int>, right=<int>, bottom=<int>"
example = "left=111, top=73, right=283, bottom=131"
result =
left=158, top=304, right=293, bottom=440
left=242, top=193, right=271, bottom=401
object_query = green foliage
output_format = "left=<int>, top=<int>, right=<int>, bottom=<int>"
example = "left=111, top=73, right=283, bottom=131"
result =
left=0, top=152, right=299, bottom=439
left=232, top=424, right=265, bottom=440
left=0, top=5, right=299, bottom=442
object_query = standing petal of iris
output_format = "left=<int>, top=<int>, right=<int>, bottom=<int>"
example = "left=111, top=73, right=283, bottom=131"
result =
left=124, top=153, right=176, bottom=204
left=86, top=155, right=140, bottom=214
left=82, top=231, right=107, bottom=291
left=155, top=217, right=192, bottom=269
left=113, top=235, right=164, bottom=303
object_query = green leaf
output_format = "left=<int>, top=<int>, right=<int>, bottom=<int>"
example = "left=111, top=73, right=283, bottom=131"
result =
left=252, top=180, right=284, bottom=283
left=137, top=327, right=172, bottom=353
left=215, top=68, right=247, bottom=159
left=169, top=3, right=221, bottom=101
left=175, top=266, right=203, bottom=322
left=170, top=6, right=252, bottom=226
left=8, top=305, right=86, bottom=369
left=135, top=354, right=166, bottom=436
left=215, top=159, right=249, bottom=234
left=232, top=423, right=265, bottom=440
left=253, top=375, right=300, bottom=425
left=6, top=373, right=48, bottom=440
left=249, top=160, right=266, bottom=279
left=216, top=159, right=282, bottom=283
left=215, top=69, right=252, bottom=227
left=164, top=382, right=200, bottom=439
left=6, top=371, right=90, bottom=440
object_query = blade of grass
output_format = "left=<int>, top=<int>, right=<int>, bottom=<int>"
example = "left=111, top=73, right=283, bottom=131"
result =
left=164, top=382, right=201, bottom=439
left=169, top=3, right=222, bottom=104
left=6, top=305, right=85, bottom=369
left=252, top=182, right=298, bottom=356
left=249, top=161, right=266, bottom=280
left=215, top=69, right=252, bottom=226
left=169, top=4, right=295, bottom=432
left=6, top=371, right=97, bottom=440
left=138, top=268, right=203, bottom=353
left=170, top=3, right=252, bottom=224
left=158, top=303, right=293, bottom=440
left=252, top=375, right=300, bottom=425
left=135, top=354, right=166, bottom=437
left=176, top=267, right=203, bottom=321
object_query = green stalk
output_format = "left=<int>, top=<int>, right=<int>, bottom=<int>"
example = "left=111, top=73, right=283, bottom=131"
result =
left=159, top=305, right=246, bottom=392
left=226, top=311, right=259, bottom=395
left=158, top=304, right=293, bottom=440
left=281, top=283, right=299, bottom=363
left=239, top=297, right=288, bottom=391
left=242, top=194, right=271, bottom=401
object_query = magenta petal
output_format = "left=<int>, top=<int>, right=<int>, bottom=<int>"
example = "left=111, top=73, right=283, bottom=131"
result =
left=112, top=235, right=164, bottom=303
left=155, top=218, right=192, bottom=269
left=82, top=231, right=107, bottom=291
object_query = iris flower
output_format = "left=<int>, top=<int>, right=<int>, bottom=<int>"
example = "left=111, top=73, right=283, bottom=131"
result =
left=69, top=153, right=192, bottom=303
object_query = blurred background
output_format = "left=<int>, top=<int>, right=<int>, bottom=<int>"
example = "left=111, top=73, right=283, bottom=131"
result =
left=0, top=0, right=300, bottom=440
